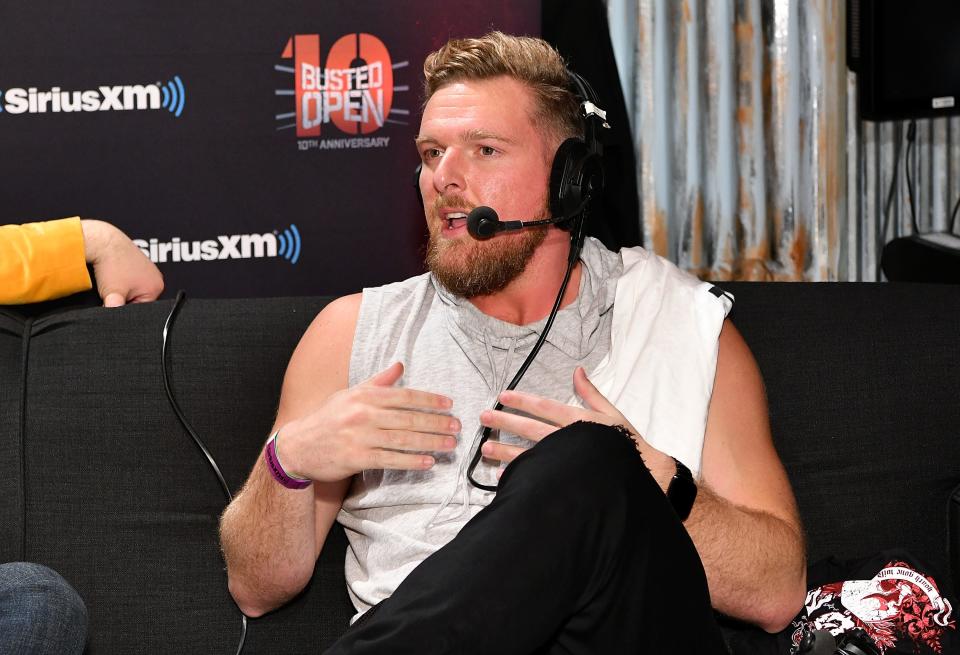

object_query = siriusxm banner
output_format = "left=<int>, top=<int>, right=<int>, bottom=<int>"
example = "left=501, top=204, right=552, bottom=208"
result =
left=0, top=1, right=540, bottom=298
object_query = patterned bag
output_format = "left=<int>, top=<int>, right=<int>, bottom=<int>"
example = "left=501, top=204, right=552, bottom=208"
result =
left=729, top=550, right=957, bottom=654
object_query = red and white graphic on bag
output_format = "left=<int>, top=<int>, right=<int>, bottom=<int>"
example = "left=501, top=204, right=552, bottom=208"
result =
left=791, top=560, right=955, bottom=654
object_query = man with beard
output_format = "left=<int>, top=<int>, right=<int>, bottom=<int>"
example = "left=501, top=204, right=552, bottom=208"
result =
left=220, top=33, right=807, bottom=653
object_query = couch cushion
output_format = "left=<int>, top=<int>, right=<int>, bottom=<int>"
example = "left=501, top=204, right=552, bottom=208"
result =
left=0, top=312, right=26, bottom=563
left=12, top=296, right=353, bottom=654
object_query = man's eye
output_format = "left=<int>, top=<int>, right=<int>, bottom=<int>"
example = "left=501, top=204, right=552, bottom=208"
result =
left=423, top=148, right=442, bottom=159
left=480, top=146, right=497, bottom=156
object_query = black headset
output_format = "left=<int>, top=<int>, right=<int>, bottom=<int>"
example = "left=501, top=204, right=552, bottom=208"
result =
left=547, top=71, right=608, bottom=226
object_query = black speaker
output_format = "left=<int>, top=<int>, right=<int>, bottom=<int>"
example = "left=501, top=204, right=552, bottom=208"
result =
left=849, top=0, right=960, bottom=121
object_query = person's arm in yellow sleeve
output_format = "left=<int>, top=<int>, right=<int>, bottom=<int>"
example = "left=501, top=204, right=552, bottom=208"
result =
left=0, top=217, right=90, bottom=304
left=0, top=217, right=163, bottom=306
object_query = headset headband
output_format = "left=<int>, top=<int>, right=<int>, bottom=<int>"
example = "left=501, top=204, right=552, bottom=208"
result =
left=567, top=70, right=609, bottom=158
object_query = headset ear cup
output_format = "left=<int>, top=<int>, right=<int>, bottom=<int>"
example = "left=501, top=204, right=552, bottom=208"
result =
left=413, top=163, right=423, bottom=207
left=550, top=138, right=587, bottom=218
left=549, top=138, right=604, bottom=220
left=580, top=152, right=604, bottom=202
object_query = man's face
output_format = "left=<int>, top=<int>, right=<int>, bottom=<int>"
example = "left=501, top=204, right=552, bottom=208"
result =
left=416, top=76, right=555, bottom=298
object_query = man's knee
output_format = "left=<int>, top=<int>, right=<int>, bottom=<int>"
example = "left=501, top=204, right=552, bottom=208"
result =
left=499, top=421, right=658, bottom=505
left=492, top=422, right=695, bottom=580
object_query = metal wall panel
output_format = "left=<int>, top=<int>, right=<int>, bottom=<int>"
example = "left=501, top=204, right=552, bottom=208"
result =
left=608, top=0, right=959, bottom=281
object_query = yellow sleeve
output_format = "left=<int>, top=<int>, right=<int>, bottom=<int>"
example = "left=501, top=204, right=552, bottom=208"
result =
left=0, top=217, right=93, bottom=304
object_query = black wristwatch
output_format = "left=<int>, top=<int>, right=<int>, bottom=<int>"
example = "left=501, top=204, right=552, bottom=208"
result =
left=666, top=458, right=697, bottom=522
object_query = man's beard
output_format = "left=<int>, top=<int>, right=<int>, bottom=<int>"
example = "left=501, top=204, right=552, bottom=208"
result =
left=425, top=197, right=548, bottom=299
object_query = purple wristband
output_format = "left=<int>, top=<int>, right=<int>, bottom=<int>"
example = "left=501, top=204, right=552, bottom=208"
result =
left=264, top=432, right=311, bottom=490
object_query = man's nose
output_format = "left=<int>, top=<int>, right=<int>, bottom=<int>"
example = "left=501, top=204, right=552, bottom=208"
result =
left=433, top=150, right=465, bottom=193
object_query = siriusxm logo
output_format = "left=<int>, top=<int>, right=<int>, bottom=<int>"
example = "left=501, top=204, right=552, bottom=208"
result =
left=133, top=225, right=302, bottom=265
left=0, top=76, right=185, bottom=116
left=276, top=224, right=302, bottom=264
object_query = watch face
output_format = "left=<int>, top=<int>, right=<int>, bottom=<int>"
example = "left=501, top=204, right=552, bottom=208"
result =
left=667, top=475, right=697, bottom=521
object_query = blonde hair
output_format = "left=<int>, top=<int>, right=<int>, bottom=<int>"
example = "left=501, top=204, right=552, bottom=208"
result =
left=422, top=32, right=582, bottom=145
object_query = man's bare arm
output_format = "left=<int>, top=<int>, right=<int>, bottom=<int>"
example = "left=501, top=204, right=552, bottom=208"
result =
left=219, top=294, right=460, bottom=618
left=692, top=320, right=806, bottom=632
left=219, top=294, right=361, bottom=617
left=479, top=320, right=806, bottom=633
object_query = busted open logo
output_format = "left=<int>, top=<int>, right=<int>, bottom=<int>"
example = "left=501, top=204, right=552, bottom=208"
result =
left=275, top=32, right=409, bottom=148
left=0, top=76, right=186, bottom=117
left=133, top=224, right=302, bottom=265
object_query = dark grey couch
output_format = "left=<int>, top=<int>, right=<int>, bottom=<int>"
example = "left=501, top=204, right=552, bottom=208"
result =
left=2, top=282, right=958, bottom=653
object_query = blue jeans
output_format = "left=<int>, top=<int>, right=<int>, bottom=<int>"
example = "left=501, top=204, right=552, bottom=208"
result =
left=0, top=563, right=87, bottom=655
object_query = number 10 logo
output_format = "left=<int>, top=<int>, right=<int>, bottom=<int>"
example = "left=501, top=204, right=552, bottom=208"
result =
left=280, top=33, right=396, bottom=137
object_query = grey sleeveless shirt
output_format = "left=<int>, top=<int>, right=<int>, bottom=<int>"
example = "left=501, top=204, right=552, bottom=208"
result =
left=340, top=237, right=621, bottom=618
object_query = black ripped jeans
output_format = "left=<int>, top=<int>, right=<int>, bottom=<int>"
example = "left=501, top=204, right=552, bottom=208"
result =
left=324, top=422, right=726, bottom=654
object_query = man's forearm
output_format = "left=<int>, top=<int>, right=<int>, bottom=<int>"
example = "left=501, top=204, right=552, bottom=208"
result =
left=219, top=458, right=319, bottom=617
left=685, top=483, right=807, bottom=632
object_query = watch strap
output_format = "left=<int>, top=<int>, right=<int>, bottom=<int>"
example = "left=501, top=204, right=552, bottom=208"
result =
left=666, top=457, right=697, bottom=522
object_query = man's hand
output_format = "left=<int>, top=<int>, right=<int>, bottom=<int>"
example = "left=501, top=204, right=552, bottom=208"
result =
left=276, top=362, right=460, bottom=483
left=479, top=367, right=676, bottom=489
left=80, top=219, right=164, bottom=307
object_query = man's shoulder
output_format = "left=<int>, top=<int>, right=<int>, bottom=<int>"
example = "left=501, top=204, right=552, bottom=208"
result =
left=357, top=271, right=437, bottom=321
left=610, top=245, right=734, bottom=321
left=281, top=293, right=362, bottom=400
left=313, top=271, right=433, bottom=327
left=301, top=293, right=363, bottom=350
left=617, top=245, right=691, bottom=285
left=348, top=272, right=439, bottom=387
left=318, top=292, right=363, bottom=322
left=354, top=270, right=438, bottom=338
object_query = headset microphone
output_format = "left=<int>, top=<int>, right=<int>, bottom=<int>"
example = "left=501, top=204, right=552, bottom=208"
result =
left=465, top=205, right=584, bottom=240
left=465, top=206, right=501, bottom=239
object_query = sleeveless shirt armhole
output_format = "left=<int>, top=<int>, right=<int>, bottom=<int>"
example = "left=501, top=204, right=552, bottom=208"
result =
left=348, top=288, right=383, bottom=388
left=706, top=284, right=735, bottom=316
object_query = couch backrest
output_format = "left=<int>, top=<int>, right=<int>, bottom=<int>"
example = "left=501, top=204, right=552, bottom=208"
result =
left=724, top=282, right=960, bottom=596
left=1, top=283, right=958, bottom=654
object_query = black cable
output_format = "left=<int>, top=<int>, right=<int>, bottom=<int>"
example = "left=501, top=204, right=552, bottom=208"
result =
left=950, top=191, right=960, bottom=235
left=466, top=210, right=589, bottom=492
left=878, top=123, right=906, bottom=279
left=905, top=120, right=919, bottom=235
left=18, top=318, right=33, bottom=561
left=161, top=291, right=248, bottom=655
left=162, top=293, right=233, bottom=497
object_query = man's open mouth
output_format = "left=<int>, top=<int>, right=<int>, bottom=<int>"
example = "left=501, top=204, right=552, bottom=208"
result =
left=445, top=212, right=468, bottom=229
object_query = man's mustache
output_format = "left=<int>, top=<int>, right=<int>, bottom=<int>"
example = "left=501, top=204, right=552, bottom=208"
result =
left=432, top=195, right=474, bottom=213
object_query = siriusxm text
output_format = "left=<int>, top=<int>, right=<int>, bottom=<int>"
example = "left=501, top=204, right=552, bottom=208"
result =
left=133, top=234, right=280, bottom=264
left=2, top=84, right=163, bottom=114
